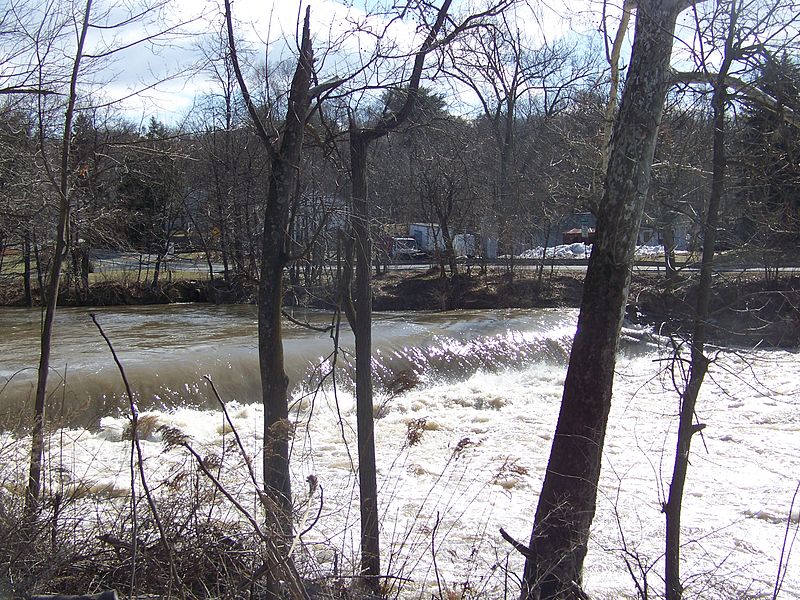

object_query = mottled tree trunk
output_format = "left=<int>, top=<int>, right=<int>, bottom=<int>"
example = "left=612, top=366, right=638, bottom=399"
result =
left=601, top=0, right=635, bottom=175
left=521, top=2, right=687, bottom=598
left=225, top=6, right=313, bottom=597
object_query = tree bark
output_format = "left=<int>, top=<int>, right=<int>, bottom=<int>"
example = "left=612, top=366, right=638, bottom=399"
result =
left=521, top=2, right=687, bottom=598
left=225, top=3, right=313, bottom=551
left=601, top=0, right=636, bottom=175
left=23, top=232, right=33, bottom=308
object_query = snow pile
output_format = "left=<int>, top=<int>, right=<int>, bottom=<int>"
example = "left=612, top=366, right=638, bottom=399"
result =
left=633, top=244, right=689, bottom=257
left=518, top=243, right=591, bottom=259
left=515, top=244, right=690, bottom=260
left=634, top=244, right=663, bottom=256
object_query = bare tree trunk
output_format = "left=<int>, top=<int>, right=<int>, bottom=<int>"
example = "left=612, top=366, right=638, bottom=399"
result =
left=33, top=232, right=44, bottom=295
left=601, top=0, right=636, bottom=174
left=183, top=200, right=215, bottom=281
left=348, top=130, right=381, bottom=592
left=521, top=2, right=687, bottom=598
left=152, top=249, right=162, bottom=288
left=438, top=216, right=459, bottom=277
left=538, top=220, right=551, bottom=287
left=79, top=244, right=90, bottom=295
left=23, top=232, right=33, bottom=308
left=664, top=7, right=733, bottom=596
left=225, top=8, right=313, bottom=597
left=220, top=216, right=231, bottom=281
left=26, top=0, right=93, bottom=518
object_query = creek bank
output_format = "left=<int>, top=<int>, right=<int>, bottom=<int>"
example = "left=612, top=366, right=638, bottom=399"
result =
left=365, top=268, right=800, bottom=348
left=1, top=268, right=798, bottom=346
left=630, top=272, right=800, bottom=348
left=0, top=277, right=251, bottom=307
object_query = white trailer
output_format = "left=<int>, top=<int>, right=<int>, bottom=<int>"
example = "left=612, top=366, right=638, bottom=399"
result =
left=408, top=223, right=443, bottom=253
left=453, top=233, right=477, bottom=257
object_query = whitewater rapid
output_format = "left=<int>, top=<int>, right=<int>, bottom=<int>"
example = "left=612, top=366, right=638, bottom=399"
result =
left=1, top=307, right=798, bottom=598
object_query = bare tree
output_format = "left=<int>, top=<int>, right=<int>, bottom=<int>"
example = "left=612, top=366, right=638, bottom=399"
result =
left=663, top=2, right=800, bottom=597
left=342, top=4, right=455, bottom=584
left=190, top=25, right=268, bottom=282
left=445, top=7, right=595, bottom=259
left=16, top=0, right=202, bottom=520
left=0, top=104, right=42, bottom=307
left=664, top=7, right=736, bottom=596
left=413, top=120, right=475, bottom=279
left=25, top=0, right=94, bottom=518
left=520, top=2, right=701, bottom=598
left=331, top=0, right=516, bottom=589
left=223, top=5, right=316, bottom=588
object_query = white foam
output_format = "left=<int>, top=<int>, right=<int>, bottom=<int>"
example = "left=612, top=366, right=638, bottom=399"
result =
left=3, top=327, right=798, bottom=598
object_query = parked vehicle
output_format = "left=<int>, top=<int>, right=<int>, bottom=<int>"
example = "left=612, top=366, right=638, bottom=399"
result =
left=390, top=237, right=428, bottom=259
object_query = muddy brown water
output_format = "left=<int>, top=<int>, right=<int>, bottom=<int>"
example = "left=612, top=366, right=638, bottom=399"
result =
left=0, top=305, right=583, bottom=428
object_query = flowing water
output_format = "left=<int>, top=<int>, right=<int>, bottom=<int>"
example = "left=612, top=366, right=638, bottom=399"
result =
left=1, top=305, right=798, bottom=598
left=0, top=305, right=578, bottom=426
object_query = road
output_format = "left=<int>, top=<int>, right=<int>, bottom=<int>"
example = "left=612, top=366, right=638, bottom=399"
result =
left=90, top=250, right=800, bottom=278
left=90, top=250, right=224, bottom=275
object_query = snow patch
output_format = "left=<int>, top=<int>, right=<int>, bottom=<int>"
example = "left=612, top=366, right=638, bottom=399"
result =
left=514, top=244, right=686, bottom=260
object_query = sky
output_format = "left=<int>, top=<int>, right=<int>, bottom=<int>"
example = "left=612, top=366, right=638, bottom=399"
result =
left=1, top=0, right=631, bottom=126
left=70, top=0, right=603, bottom=126
left=79, top=0, right=431, bottom=125
left=8, top=0, right=784, bottom=128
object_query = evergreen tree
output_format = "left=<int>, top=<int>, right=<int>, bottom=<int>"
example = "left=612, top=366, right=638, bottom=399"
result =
left=738, top=54, right=800, bottom=250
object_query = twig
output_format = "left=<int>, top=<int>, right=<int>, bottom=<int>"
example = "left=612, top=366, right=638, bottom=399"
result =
left=773, top=481, right=800, bottom=600
left=203, top=375, right=261, bottom=492
left=282, top=309, right=334, bottom=333
left=90, top=313, right=182, bottom=596
left=291, top=478, right=322, bottom=556
left=178, top=440, right=308, bottom=600
left=432, top=511, right=444, bottom=599
left=0, top=367, right=34, bottom=397
left=299, top=484, right=324, bottom=538
left=197, top=376, right=309, bottom=600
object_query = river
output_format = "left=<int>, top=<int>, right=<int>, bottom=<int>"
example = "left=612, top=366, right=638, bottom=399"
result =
left=1, top=305, right=798, bottom=598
